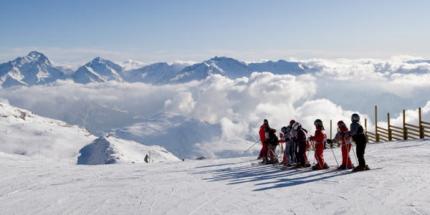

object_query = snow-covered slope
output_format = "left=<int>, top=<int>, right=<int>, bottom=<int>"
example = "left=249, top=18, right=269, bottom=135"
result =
left=1, top=140, right=429, bottom=214
left=77, top=135, right=180, bottom=165
left=0, top=51, right=66, bottom=88
left=0, top=102, right=94, bottom=161
left=0, top=102, right=179, bottom=164
left=73, top=57, right=124, bottom=84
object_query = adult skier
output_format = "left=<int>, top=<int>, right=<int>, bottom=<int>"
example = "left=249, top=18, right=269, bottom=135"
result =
left=334, top=120, right=354, bottom=170
left=350, top=113, right=370, bottom=171
left=310, top=119, right=329, bottom=170
left=291, top=121, right=310, bottom=168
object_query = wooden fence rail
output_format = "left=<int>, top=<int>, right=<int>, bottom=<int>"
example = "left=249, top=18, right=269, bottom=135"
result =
left=366, top=106, right=429, bottom=143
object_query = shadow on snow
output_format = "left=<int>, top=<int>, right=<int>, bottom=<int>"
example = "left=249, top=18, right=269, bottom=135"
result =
left=194, top=163, right=351, bottom=192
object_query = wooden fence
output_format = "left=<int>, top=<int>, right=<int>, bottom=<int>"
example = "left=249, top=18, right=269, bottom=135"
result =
left=365, top=105, right=430, bottom=143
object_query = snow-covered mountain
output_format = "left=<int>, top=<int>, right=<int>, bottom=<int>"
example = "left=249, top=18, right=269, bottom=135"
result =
left=77, top=135, right=180, bottom=165
left=72, top=57, right=124, bottom=84
left=170, top=57, right=250, bottom=83
left=123, top=62, right=186, bottom=84
left=120, top=59, right=145, bottom=71
left=0, top=102, right=179, bottom=164
left=0, top=52, right=309, bottom=86
left=170, top=56, right=306, bottom=83
left=248, top=59, right=306, bottom=75
left=0, top=51, right=66, bottom=88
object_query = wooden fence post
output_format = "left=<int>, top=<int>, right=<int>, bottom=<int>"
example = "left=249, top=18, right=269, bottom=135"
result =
left=403, top=109, right=407, bottom=140
left=375, top=105, right=379, bottom=142
left=387, top=112, right=392, bottom=141
left=419, top=107, right=424, bottom=139
left=365, top=118, right=368, bottom=135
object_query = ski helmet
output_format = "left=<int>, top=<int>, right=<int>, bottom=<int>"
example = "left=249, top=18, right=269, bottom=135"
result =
left=281, top=126, right=288, bottom=134
left=351, top=113, right=360, bottom=123
left=292, top=122, right=301, bottom=131
left=314, top=119, right=323, bottom=128
left=289, top=120, right=296, bottom=126
left=337, top=120, right=346, bottom=128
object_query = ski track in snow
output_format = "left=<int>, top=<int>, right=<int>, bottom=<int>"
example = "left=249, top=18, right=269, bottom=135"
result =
left=1, top=141, right=430, bottom=214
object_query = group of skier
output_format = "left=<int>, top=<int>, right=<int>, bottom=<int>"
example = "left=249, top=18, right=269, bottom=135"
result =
left=258, top=113, right=369, bottom=172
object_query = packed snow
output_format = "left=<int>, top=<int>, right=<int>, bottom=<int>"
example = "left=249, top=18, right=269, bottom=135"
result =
left=1, top=140, right=429, bottom=214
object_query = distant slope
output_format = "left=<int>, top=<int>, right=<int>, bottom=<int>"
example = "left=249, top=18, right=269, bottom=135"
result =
left=77, top=136, right=180, bottom=165
left=0, top=102, right=179, bottom=164
left=0, top=102, right=94, bottom=161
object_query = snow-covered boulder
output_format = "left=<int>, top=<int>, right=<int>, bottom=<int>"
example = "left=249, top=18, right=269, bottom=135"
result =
left=77, top=136, right=180, bottom=165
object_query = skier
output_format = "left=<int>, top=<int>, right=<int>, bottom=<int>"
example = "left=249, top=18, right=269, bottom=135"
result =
left=287, top=120, right=297, bottom=165
left=350, top=113, right=370, bottom=172
left=310, top=119, right=329, bottom=170
left=280, top=126, right=290, bottom=165
left=258, top=119, right=277, bottom=164
left=280, top=120, right=295, bottom=166
left=258, top=119, right=269, bottom=160
left=291, top=121, right=310, bottom=168
left=266, top=127, right=279, bottom=164
left=334, top=120, right=354, bottom=170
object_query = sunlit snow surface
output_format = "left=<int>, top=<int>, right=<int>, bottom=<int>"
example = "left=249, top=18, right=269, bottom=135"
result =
left=1, top=140, right=429, bottom=215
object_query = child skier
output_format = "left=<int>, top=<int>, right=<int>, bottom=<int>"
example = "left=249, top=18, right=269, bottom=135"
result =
left=280, top=120, right=295, bottom=166
left=335, top=120, right=354, bottom=170
left=291, top=122, right=310, bottom=168
left=258, top=119, right=269, bottom=160
left=266, top=127, right=279, bottom=164
left=310, top=119, right=329, bottom=170
left=258, top=119, right=278, bottom=164
left=350, top=113, right=370, bottom=171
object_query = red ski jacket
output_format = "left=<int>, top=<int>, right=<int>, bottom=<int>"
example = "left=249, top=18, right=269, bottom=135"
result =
left=311, top=128, right=326, bottom=144
left=259, top=124, right=267, bottom=144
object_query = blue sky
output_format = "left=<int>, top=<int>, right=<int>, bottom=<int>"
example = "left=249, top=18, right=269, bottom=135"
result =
left=0, top=0, right=429, bottom=65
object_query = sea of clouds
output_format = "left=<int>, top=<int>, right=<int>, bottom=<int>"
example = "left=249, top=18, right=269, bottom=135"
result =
left=1, top=56, right=430, bottom=158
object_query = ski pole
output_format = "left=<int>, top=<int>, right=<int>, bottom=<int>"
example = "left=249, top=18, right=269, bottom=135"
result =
left=243, top=141, right=259, bottom=153
left=329, top=144, right=339, bottom=167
